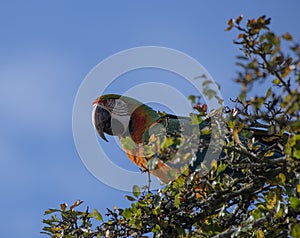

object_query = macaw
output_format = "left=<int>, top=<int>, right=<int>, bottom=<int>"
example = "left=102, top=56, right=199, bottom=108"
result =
left=92, top=94, right=285, bottom=183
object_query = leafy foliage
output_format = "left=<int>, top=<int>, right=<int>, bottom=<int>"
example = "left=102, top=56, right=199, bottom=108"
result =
left=42, top=15, right=300, bottom=237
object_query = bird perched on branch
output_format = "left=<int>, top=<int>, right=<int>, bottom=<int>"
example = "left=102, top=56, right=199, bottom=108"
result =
left=92, top=94, right=285, bottom=183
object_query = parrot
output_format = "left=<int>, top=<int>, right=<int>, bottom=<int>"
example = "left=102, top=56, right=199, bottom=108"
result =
left=92, top=94, right=285, bottom=183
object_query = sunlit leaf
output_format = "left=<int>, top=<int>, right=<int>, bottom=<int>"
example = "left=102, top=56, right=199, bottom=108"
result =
left=152, top=207, right=161, bottom=216
left=264, top=150, right=275, bottom=157
left=161, top=137, right=174, bottom=150
left=211, top=159, right=218, bottom=172
left=94, top=208, right=103, bottom=221
left=266, top=192, right=277, bottom=210
left=121, top=137, right=137, bottom=150
left=152, top=224, right=161, bottom=233
left=190, top=114, right=203, bottom=125
left=291, top=223, right=300, bottom=238
left=275, top=207, right=284, bottom=219
left=297, top=184, right=300, bottom=193
left=256, top=229, right=265, bottom=238
left=290, top=197, right=300, bottom=210
left=217, top=162, right=227, bottom=174
left=252, top=209, right=262, bottom=219
left=200, top=126, right=211, bottom=135
left=122, top=208, right=132, bottom=220
left=277, top=173, right=286, bottom=184
left=228, top=120, right=235, bottom=129
left=132, top=185, right=140, bottom=198
left=174, top=194, right=181, bottom=208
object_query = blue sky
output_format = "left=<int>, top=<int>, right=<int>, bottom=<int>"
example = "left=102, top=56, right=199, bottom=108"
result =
left=1, top=1, right=300, bottom=237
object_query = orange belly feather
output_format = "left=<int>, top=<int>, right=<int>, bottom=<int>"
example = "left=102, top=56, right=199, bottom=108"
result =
left=122, top=145, right=178, bottom=184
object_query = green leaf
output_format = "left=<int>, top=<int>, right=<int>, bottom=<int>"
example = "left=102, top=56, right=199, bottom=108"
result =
left=287, top=135, right=300, bottom=159
left=266, top=192, right=277, bottom=210
left=265, top=87, right=272, bottom=98
left=272, top=78, right=281, bottom=85
left=152, top=207, right=161, bottom=216
left=44, top=209, right=60, bottom=215
left=290, top=121, right=300, bottom=133
left=134, top=219, right=142, bottom=229
left=200, top=126, right=211, bottom=135
left=137, top=200, right=148, bottom=207
left=152, top=224, right=161, bottom=233
left=252, top=208, right=262, bottom=219
left=122, top=208, right=132, bottom=220
left=125, top=195, right=136, bottom=201
left=174, top=193, right=181, bottom=208
left=93, top=208, right=103, bottom=221
left=120, top=137, right=136, bottom=150
left=228, top=120, right=235, bottom=129
left=277, top=173, right=286, bottom=184
left=291, top=223, right=300, bottom=238
left=188, top=95, right=196, bottom=103
left=275, top=207, right=284, bottom=219
left=132, top=185, right=140, bottom=198
left=217, top=162, right=227, bottom=174
left=161, top=137, right=174, bottom=150
left=190, top=114, right=203, bottom=125
left=290, top=197, right=300, bottom=210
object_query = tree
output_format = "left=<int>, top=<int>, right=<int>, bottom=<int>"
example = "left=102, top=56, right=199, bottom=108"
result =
left=42, top=15, right=300, bottom=237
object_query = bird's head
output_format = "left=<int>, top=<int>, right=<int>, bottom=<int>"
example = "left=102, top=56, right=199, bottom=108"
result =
left=92, top=94, right=157, bottom=143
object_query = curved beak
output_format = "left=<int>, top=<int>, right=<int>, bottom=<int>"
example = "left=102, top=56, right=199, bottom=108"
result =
left=92, top=104, right=111, bottom=142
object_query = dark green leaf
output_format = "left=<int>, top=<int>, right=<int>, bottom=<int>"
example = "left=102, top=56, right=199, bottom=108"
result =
left=125, top=195, right=136, bottom=202
left=188, top=95, right=196, bottom=103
